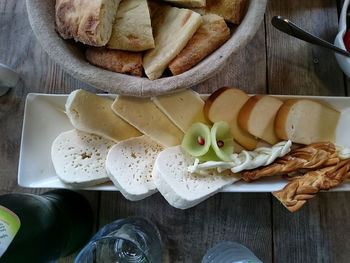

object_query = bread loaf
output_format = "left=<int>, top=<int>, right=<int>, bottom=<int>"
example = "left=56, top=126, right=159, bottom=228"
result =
left=55, top=0, right=120, bottom=46
left=238, top=95, right=283, bottom=145
left=274, top=99, right=340, bottom=145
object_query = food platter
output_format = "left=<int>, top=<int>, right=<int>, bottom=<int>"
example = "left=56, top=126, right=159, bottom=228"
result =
left=18, top=93, right=350, bottom=192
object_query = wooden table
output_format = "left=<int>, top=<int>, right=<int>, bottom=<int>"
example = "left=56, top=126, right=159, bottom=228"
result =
left=1, top=0, right=349, bottom=262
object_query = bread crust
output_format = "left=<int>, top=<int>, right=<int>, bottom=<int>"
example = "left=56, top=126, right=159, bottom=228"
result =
left=85, top=47, right=143, bottom=77
left=55, top=0, right=120, bottom=46
left=193, top=0, right=247, bottom=24
left=168, top=14, right=230, bottom=75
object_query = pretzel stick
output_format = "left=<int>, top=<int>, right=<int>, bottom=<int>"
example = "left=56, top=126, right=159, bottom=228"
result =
left=242, top=142, right=339, bottom=182
left=272, top=159, right=350, bottom=212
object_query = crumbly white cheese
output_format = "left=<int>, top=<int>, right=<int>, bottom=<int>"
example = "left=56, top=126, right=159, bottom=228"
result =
left=106, top=135, right=163, bottom=201
left=336, top=144, right=350, bottom=160
left=188, top=141, right=292, bottom=175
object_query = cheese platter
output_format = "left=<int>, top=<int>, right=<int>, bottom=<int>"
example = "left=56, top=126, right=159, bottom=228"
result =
left=18, top=91, right=350, bottom=195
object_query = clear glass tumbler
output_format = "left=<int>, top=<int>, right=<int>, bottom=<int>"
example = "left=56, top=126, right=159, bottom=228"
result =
left=201, top=241, right=263, bottom=263
left=74, top=217, right=162, bottom=263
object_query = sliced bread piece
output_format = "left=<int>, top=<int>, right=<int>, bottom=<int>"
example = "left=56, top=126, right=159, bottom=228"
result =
left=111, top=96, right=183, bottom=147
left=66, top=90, right=142, bottom=142
left=51, top=129, right=115, bottom=187
left=204, top=87, right=259, bottom=150
left=85, top=47, right=143, bottom=77
left=106, top=135, right=164, bottom=201
left=274, top=99, right=340, bottom=145
left=238, top=95, right=283, bottom=145
left=152, top=89, right=209, bottom=133
left=143, top=2, right=202, bottom=79
left=168, top=14, right=230, bottom=76
left=55, top=0, right=121, bottom=46
left=192, top=0, right=246, bottom=24
left=107, top=0, right=155, bottom=51
left=153, top=146, right=241, bottom=209
left=161, top=0, right=206, bottom=8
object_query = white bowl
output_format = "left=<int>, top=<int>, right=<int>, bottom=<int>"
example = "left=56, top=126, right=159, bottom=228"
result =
left=26, top=0, right=267, bottom=97
left=334, top=0, right=350, bottom=78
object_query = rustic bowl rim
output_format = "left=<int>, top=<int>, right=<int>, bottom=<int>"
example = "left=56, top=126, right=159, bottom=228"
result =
left=26, top=0, right=267, bottom=97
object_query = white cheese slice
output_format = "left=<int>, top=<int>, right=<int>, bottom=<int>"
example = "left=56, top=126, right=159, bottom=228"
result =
left=111, top=96, right=184, bottom=147
left=66, top=89, right=142, bottom=142
left=51, top=129, right=115, bottom=187
left=153, top=146, right=241, bottom=209
left=106, top=136, right=163, bottom=201
left=152, top=90, right=209, bottom=132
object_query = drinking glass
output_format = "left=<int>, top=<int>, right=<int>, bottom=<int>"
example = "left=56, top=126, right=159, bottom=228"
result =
left=0, top=62, right=19, bottom=96
left=74, top=217, right=162, bottom=263
left=201, top=241, right=262, bottom=263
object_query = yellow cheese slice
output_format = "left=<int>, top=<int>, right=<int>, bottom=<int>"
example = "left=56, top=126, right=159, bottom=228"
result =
left=152, top=90, right=209, bottom=132
left=65, top=90, right=142, bottom=142
left=111, top=96, right=184, bottom=147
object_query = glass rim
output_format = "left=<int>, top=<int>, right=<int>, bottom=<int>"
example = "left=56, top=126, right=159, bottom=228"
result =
left=75, top=235, right=150, bottom=263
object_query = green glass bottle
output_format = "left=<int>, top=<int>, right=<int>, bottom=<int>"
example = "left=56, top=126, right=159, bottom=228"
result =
left=0, top=189, right=93, bottom=263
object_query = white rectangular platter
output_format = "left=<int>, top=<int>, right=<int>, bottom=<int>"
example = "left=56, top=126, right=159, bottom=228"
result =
left=18, top=93, right=350, bottom=192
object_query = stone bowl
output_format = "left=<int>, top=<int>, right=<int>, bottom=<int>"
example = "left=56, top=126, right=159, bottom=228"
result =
left=26, top=0, right=267, bottom=97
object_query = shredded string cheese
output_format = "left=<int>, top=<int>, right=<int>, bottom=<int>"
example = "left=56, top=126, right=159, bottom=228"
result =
left=188, top=141, right=292, bottom=174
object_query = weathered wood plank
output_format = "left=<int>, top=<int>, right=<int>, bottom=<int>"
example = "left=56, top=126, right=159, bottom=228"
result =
left=99, top=192, right=272, bottom=263
left=266, top=0, right=345, bottom=96
left=266, top=1, right=350, bottom=262
left=0, top=2, right=100, bottom=263
left=193, top=22, right=267, bottom=95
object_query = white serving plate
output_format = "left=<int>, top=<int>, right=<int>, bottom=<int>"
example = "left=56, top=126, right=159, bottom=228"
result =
left=18, top=93, right=350, bottom=192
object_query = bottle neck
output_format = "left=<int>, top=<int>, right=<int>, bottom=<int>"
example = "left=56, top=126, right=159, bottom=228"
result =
left=41, top=190, right=93, bottom=257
